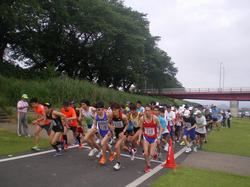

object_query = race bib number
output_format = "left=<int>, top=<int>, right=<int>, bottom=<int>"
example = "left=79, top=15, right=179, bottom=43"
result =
left=133, top=120, right=138, bottom=128
left=184, top=122, right=191, bottom=128
left=113, top=121, right=124, bottom=128
left=145, top=128, right=155, bottom=136
left=97, top=121, right=109, bottom=131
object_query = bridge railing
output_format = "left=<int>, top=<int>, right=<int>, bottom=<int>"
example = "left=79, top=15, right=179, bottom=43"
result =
left=141, top=87, right=250, bottom=94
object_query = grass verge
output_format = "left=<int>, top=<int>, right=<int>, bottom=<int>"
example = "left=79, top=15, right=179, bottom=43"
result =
left=0, top=129, right=49, bottom=156
left=203, top=118, right=250, bottom=157
left=151, top=167, right=250, bottom=187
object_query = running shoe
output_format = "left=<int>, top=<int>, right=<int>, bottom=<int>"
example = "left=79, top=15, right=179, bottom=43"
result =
left=179, top=141, right=185, bottom=146
left=78, top=143, right=83, bottom=149
left=88, top=148, right=98, bottom=157
left=130, top=148, right=136, bottom=161
left=109, top=152, right=116, bottom=161
left=99, top=155, right=106, bottom=165
left=53, top=151, right=62, bottom=157
left=96, top=139, right=101, bottom=144
left=113, top=162, right=121, bottom=170
left=185, top=147, right=192, bottom=153
left=144, top=165, right=151, bottom=173
left=193, top=146, right=197, bottom=152
left=64, top=144, right=68, bottom=150
left=96, top=150, right=102, bottom=158
left=31, top=146, right=41, bottom=151
left=164, top=143, right=169, bottom=152
left=133, top=148, right=137, bottom=154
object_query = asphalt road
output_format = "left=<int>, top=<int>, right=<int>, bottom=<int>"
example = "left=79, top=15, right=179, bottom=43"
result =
left=0, top=144, right=186, bottom=187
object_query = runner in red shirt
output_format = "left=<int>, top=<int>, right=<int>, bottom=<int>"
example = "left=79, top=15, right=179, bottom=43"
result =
left=61, top=101, right=79, bottom=149
left=30, top=97, right=51, bottom=151
left=137, top=105, right=161, bottom=173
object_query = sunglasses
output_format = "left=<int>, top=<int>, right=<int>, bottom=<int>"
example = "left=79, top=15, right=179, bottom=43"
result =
left=96, top=108, right=102, bottom=111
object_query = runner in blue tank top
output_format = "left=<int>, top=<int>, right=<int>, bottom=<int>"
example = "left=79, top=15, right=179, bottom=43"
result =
left=93, top=101, right=115, bottom=165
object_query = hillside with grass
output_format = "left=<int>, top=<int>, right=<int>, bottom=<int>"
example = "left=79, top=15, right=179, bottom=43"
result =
left=0, top=75, right=185, bottom=109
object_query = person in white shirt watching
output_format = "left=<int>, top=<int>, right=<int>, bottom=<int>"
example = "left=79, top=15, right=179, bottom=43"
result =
left=17, top=94, right=30, bottom=137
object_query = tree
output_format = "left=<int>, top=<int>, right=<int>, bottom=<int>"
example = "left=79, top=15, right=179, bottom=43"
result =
left=1, top=0, right=182, bottom=90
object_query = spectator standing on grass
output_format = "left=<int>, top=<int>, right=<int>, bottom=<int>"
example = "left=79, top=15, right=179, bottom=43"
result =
left=17, top=94, right=30, bottom=137
left=221, top=111, right=226, bottom=127
left=225, top=110, right=232, bottom=128
left=211, top=104, right=220, bottom=130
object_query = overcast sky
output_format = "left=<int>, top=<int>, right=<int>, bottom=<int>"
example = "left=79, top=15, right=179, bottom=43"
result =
left=124, top=0, right=250, bottom=89
left=124, top=0, right=250, bottom=108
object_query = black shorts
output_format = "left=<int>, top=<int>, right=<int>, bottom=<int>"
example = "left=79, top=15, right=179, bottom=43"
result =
left=115, top=128, right=125, bottom=139
left=134, top=127, right=140, bottom=134
left=175, top=126, right=182, bottom=133
left=126, top=130, right=134, bottom=136
left=69, top=126, right=77, bottom=133
left=212, top=118, right=218, bottom=122
left=39, top=124, right=51, bottom=133
left=51, top=122, right=64, bottom=133
left=195, top=132, right=205, bottom=138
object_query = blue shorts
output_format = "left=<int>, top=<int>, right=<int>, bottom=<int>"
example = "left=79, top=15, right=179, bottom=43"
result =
left=144, top=136, right=157, bottom=144
left=170, top=126, right=175, bottom=137
left=99, top=130, right=110, bottom=138
left=184, top=128, right=195, bottom=141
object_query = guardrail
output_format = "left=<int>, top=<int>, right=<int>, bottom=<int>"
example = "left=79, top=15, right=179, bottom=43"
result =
left=141, top=87, right=250, bottom=94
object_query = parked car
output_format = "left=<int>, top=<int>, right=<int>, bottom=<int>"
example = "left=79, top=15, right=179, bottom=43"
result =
left=244, top=111, right=250, bottom=117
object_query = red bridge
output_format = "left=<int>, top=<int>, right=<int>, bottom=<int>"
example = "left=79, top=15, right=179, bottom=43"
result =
left=142, top=88, right=250, bottom=101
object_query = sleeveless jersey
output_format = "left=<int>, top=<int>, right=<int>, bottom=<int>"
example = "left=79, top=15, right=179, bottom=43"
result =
left=96, top=112, right=109, bottom=137
left=112, top=112, right=124, bottom=129
left=129, top=113, right=140, bottom=128
left=81, top=108, right=94, bottom=129
left=143, top=117, right=157, bottom=139
left=46, top=110, right=63, bottom=129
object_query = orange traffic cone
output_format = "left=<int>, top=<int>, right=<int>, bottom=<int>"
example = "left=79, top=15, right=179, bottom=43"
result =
left=162, top=138, right=176, bottom=169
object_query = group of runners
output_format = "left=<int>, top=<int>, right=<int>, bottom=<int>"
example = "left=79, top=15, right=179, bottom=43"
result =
left=21, top=96, right=230, bottom=173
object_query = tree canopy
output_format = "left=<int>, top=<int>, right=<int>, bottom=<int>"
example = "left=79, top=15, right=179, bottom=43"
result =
left=0, top=0, right=182, bottom=91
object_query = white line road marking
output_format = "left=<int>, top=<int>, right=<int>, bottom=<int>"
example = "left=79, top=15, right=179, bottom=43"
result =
left=0, top=145, right=78, bottom=163
left=125, top=146, right=187, bottom=187
left=121, top=153, right=162, bottom=164
left=0, top=144, right=162, bottom=164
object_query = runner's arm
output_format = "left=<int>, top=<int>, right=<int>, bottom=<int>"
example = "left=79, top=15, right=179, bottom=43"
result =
left=107, top=112, right=114, bottom=131
left=122, top=114, right=129, bottom=133
left=155, top=116, right=162, bottom=139
left=92, top=118, right=97, bottom=130
left=52, top=110, right=66, bottom=119
left=137, top=117, right=143, bottom=144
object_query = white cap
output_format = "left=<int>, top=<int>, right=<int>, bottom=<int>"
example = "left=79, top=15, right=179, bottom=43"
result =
left=183, top=110, right=191, bottom=117
left=194, top=110, right=202, bottom=115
